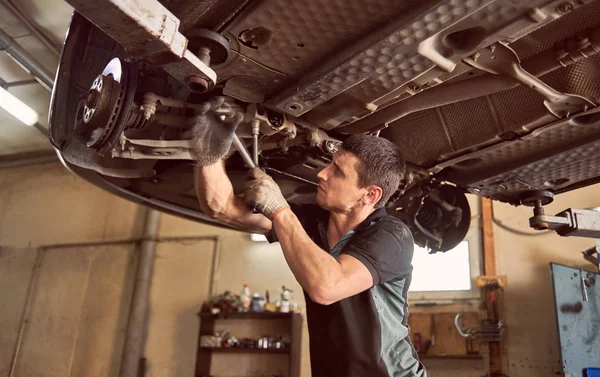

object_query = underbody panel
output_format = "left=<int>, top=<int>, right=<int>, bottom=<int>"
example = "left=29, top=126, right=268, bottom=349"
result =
left=49, top=0, right=600, bottom=251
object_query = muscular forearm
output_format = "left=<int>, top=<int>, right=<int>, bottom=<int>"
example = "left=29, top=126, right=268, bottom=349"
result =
left=194, top=162, right=272, bottom=233
left=272, top=208, right=345, bottom=304
left=194, top=162, right=235, bottom=219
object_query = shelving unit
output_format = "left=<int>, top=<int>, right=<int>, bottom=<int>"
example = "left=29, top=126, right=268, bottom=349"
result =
left=194, top=312, right=302, bottom=377
left=198, top=347, right=290, bottom=354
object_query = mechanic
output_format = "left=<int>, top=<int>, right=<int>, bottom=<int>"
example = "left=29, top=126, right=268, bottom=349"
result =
left=192, top=111, right=426, bottom=377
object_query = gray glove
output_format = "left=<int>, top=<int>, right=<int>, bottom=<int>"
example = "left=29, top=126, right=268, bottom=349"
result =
left=191, top=97, right=244, bottom=166
left=244, top=168, right=290, bottom=220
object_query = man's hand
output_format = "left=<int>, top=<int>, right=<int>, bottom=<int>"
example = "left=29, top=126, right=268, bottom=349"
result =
left=244, top=168, right=289, bottom=220
left=191, top=97, right=244, bottom=166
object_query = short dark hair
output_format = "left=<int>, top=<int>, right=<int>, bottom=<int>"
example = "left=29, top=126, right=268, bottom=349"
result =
left=341, top=135, right=406, bottom=208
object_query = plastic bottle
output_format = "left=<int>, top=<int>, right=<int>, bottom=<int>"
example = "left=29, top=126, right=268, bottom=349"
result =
left=280, top=286, right=291, bottom=313
left=264, top=290, right=277, bottom=312
left=241, top=284, right=251, bottom=312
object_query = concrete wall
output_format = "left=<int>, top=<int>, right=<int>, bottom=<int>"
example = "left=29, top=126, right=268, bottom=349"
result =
left=493, top=184, right=600, bottom=377
left=3, top=162, right=595, bottom=377
left=0, top=163, right=140, bottom=377
left=0, top=163, right=305, bottom=377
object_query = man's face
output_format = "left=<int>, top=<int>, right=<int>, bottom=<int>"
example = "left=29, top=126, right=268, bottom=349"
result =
left=316, top=150, right=367, bottom=213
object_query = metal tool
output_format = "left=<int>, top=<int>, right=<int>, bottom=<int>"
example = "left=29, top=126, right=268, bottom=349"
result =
left=232, top=133, right=256, bottom=169
left=580, top=269, right=589, bottom=302
left=251, top=119, right=260, bottom=167
left=264, top=167, right=318, bottom=186
left=231, top=133, right=262, bottom=213
left=454, top=313, right=504, bottom=342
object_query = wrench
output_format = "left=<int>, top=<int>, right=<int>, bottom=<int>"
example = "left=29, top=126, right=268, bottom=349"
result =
left=232, top=133, right=256, bottom=169
left=231, top=133, right=262, bottom=213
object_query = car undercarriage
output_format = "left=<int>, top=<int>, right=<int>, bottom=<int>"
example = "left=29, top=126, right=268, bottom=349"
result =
left=49, top=0, right=600, bottom=252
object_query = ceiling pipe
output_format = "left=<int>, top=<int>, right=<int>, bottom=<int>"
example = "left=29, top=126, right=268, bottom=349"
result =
left=0, top=27, right=54, bottom=91
left=0, top=0, right=61, bottom=57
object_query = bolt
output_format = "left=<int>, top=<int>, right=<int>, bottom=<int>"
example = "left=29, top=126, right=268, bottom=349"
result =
left=533, top=199, right=545, bottom=216
left=556, top=2, right=573, bottom=13
left=325, top=140, right=340, bottom=154
left=186, top=76, right=210, bottom=93
left=86, top=89, right=100, bottom=108
left=197, top=47, right=211, bottom=66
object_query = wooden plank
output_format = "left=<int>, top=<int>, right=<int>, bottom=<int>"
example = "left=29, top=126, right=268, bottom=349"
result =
left=195, top=315, right=215, bottom=377
left=409, top=313, right=432, bottom=354
left=481, top=197, right=503, bottom=377
left=481, top=197, right=496, bottom=275
left=430, top=313, right=472, bottom=356
left=290, top=313, right=303, bottom=377
left=409, top=312, right=479, bottom=357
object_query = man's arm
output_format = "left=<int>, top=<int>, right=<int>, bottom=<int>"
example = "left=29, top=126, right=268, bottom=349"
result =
left=195, top=162, right=272, bottom=234
left=272, top=208, right=374, bottom=305
left=190, top=100, right=271, bottom=234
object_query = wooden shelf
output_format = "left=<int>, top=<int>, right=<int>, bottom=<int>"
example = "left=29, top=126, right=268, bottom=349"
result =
left=199, top=312, right=293, bottom=320
left=199, top=347, right=290, bottom=354
left=195, top=312, right=302, bottom=377
left=419, top=354, right=482, bottom=360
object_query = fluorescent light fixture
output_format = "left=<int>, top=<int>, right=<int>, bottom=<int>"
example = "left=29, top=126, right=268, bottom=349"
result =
left=0, top=86, right=39, bottom=126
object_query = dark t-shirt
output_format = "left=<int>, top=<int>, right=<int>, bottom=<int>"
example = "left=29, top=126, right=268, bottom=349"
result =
left=270, top=204, right=426, bottom=377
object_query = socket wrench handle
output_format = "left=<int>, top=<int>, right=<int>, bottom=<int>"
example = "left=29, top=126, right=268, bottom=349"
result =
left=232, top=133, right=256, bottom=169
left=231, top=133, right=261, bottom=213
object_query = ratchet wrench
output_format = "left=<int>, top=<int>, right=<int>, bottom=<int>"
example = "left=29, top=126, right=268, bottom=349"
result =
left=231, top=133, right=261, bottom=213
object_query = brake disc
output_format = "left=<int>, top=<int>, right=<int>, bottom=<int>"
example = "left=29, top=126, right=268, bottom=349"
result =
left=74, top=57, right=138, bottom=154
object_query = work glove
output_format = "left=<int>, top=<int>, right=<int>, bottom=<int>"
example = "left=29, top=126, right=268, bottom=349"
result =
left=191, top=97, right=244, bottom=166
left=244, top=168, right=290, bottom=220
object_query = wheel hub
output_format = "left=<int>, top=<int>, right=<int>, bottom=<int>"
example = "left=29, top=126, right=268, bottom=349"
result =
left=74, top=57, right=136, bottom=152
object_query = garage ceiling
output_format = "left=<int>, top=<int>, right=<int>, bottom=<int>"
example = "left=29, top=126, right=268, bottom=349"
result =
left=0, top=0, right=72, bottom=156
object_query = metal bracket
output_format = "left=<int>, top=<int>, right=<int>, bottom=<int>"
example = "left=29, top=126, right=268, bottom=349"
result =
left=65, top=0, right=217, bottom=89
left=465, top=43, right=595, bottom=118
left=112, top=137, right=193, bottom=160
left=476, top=275, right=508, bottom=288
left=529, top=208, right=600, bottom=238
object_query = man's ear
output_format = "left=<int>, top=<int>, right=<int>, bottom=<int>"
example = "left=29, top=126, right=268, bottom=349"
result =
left=361, top=186, right=383, bottom=206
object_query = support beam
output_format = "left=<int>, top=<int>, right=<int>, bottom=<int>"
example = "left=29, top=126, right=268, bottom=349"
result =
left=481, top=197, right=503, bottom=377
left=482, top=198, right=497, bottom=276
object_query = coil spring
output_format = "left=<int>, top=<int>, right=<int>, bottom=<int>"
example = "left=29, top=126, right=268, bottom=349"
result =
left=416, top=199, right=443, bottom=228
